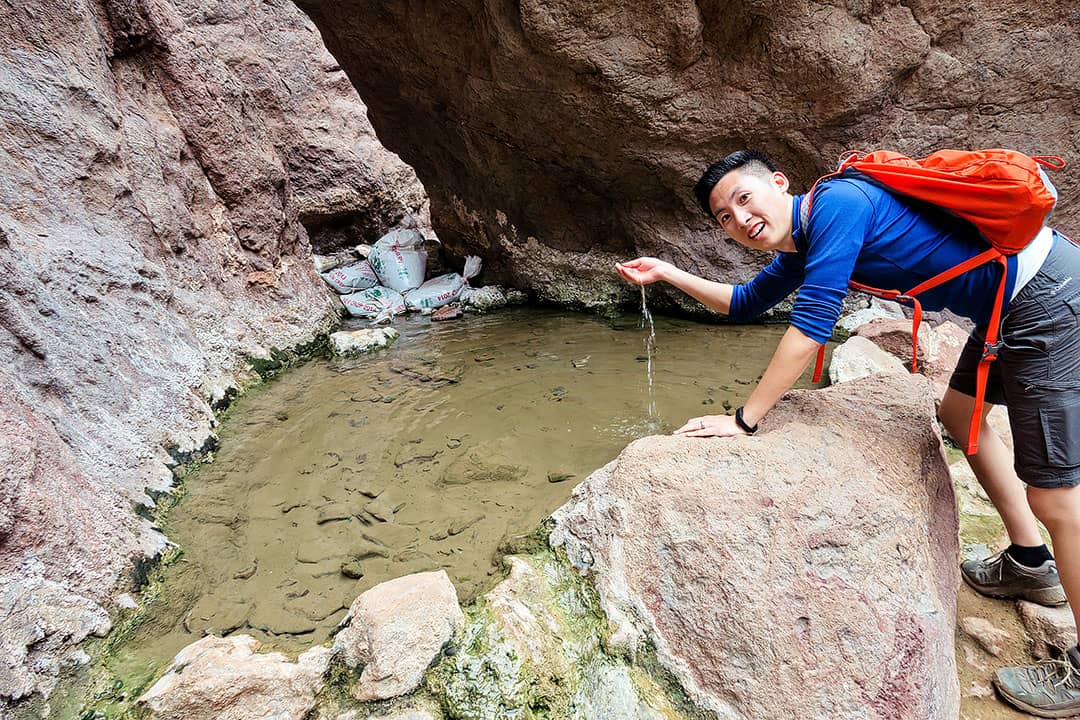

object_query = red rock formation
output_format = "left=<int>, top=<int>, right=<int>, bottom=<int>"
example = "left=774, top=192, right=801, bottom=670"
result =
left=0, top=0, right=422, bottom=705
left=295, top=0, right=1079, bottom=309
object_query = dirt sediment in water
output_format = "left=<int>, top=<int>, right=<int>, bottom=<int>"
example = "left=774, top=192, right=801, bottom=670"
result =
left=99, top=310, right=826, bottom=689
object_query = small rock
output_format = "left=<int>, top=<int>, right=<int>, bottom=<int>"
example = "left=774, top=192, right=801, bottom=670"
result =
left=960, top=616, right=1010, bottom=657
left=317, top=503, right=355, bottom=525
left=547, top=472, right=575, bottom=484
left=431, top=304, right=462, bottom=321
left=183, top=598, right=252, bottom=638
left=334, top=570, right=463, bottom=701
left=828, top=336, right=907, bottom=384
left=248, top=604, right=318, bottom=636
left=460, top=285, right=506, bottom=311
left=138, top=636, right=330, bottom=719
left=448, top=514, right=485, bottom=536
left=363, top=499, right=396, bottom=523
left=1017, top=601, right=1078, bottom=659
left=115, top=594, right=138, bottom=610
left=233, top=562, right=258, bottom=580
left=837, top=298, right=906, bottom=333
left=349, top=540, right=392, bottom=561
left=331, top=328, right=399, bottom=356
left=341, top=561, right=365, bottom=579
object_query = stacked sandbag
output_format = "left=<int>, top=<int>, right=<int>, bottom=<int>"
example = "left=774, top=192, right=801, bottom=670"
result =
left=341, top=286, right=407, bottom=323
left=321, top=260, right=379, bottom=294
left=369, top=229, right=428, bottom=293
left=402, top=256, right=482, bottom=312
left=317, top=223, right=524, bottom=323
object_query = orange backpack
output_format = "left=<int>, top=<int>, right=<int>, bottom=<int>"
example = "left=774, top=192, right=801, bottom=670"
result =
left=803, top=149, right=1066, bottom=455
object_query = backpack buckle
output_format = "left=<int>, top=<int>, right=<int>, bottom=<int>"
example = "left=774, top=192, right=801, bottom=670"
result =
left=981, top=340, right=1003, bottom=362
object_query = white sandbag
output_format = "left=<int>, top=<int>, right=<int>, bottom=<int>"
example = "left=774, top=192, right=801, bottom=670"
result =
left=321, top=260, right=379, bottom=294
left=340, top=286, right=406, bottom=323
left=370, top=229, right=427, bottom=293
left=462, top=255, right=482, bottom=285
left=403, top=273, right=465, bottom=311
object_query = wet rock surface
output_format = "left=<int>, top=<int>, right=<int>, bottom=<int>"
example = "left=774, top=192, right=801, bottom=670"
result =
left=552, top=373, right=961, bottom=719
left=428, top=553, right=690, bottom=720
left=294, top=0, right=1077, bottom=311
left=331, top=328, right=401, bottom=356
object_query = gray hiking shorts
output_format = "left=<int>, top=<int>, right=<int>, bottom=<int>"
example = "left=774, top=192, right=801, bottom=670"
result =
left=949, top=232, right=1080, bottom=489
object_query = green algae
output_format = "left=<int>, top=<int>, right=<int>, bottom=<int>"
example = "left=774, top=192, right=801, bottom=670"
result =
left=428, top=550, right=702, bottom=720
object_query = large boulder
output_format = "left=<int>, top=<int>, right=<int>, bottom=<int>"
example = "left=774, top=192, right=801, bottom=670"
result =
left=551, top=373, right=961, bottom=719
left=294, top=0, right=1077, bottom=310
left=137, top=635, right=331, bottom=720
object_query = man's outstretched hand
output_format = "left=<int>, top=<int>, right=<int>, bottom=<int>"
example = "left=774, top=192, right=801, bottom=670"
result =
left=673, top=414, right=747, bottom=438
left=615, top=257, right=672, bottom=285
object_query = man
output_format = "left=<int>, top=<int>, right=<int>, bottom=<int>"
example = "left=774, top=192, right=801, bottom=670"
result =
left=615, top=149, right=1080, bottom=716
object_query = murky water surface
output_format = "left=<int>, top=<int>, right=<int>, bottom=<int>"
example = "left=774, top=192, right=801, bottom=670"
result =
left=106, top=308, right=831, bottom=689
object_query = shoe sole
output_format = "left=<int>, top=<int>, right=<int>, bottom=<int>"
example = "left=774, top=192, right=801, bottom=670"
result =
left=961, top=571, right=1068, bottom=607
left=993, top=678, right=1080, bottom=718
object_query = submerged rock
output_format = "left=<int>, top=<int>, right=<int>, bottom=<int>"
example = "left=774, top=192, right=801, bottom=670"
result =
left=551, top=373, right=960, bottom=719
left=137, top=635, right=331, bottom=720
left=334, top=570, right=463, bottom=701
left=441, top=444, right=529, bottom=486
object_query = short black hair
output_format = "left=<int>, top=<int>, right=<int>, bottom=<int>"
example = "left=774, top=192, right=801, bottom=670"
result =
left=693, top=149, right=779, bottom=217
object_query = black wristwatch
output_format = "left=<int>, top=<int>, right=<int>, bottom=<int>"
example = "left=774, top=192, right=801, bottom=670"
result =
left=734, top=406, right=759, bottom=435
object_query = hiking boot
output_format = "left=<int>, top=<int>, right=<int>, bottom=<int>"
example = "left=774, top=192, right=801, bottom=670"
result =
left=961, top=550, right=1067, bottom=606
left=994, top=648, right=1080, bottom=718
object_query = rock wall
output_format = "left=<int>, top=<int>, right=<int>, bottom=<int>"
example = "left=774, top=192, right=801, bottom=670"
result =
left=0, top=0, right=422, bottom=706
left=294, top=0, right=1079, bottom=310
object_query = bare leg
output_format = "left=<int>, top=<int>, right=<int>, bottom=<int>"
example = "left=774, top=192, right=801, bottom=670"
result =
left=939, top=387, right=1044, bottom=548
left=1028, top=486, right=1080, bottom=640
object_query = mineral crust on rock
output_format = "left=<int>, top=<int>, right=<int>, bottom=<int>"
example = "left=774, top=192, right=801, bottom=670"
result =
left=330, top=328, right=400, bottom=356
left=551, top=373, right=960, bottom=719
left=429, top=553, right=691, bottom=720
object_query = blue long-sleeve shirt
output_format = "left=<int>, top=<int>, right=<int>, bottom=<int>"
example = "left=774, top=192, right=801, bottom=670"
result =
left=728, top=178, right=1018, bottom=344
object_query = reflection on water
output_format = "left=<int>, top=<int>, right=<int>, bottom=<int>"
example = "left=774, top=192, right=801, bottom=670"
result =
left=105, top=308, right=830, bottom=688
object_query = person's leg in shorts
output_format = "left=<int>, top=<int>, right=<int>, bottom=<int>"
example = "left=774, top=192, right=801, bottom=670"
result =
left=957, top=234, right=1080, bottom=716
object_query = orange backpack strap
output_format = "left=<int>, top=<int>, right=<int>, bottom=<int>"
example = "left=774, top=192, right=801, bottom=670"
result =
left=965, top=255, right=1010, bottom=455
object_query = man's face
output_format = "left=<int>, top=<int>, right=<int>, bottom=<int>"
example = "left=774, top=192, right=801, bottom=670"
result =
left=707, top=168, right=795, bottom=253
